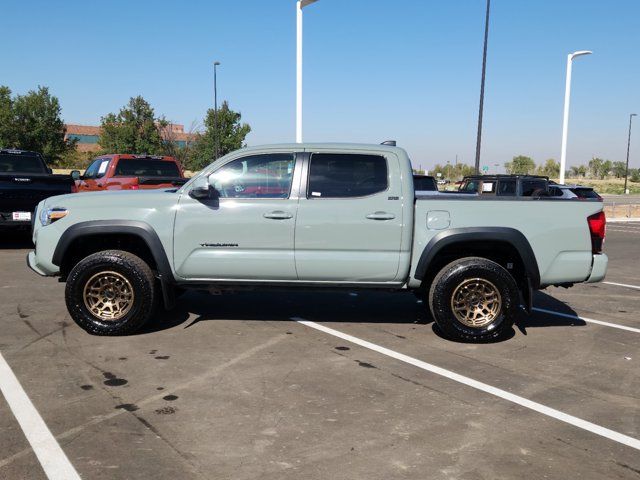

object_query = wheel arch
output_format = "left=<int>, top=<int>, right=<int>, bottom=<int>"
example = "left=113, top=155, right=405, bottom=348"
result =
left=414, top=227, right=540, bottom=291
left=52, top=220, right=173, bottom=281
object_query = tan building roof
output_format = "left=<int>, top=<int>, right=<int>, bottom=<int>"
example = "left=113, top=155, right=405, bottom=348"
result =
left=64, top=123, right=197, bottom=143
left=65, top=124, right=102, bottom=136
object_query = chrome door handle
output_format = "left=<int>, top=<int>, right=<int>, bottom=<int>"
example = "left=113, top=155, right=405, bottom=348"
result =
left=366, top=211, right=396, bottom=220
left=263, top=210, right=293, bottom=220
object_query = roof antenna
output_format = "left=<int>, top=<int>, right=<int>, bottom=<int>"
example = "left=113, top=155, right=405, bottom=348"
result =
left=381, top=140, right=396, bottom=146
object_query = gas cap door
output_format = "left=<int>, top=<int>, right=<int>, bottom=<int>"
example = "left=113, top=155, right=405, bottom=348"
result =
left=427, top=210, right=450, bottom=230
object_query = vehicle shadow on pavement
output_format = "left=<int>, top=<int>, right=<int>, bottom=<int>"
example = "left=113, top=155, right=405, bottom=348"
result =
left=156, top=289, right=426, bottom=334
left=0, top=231, right=33, bottom=249
left=148, top=289, right=585, bottom=343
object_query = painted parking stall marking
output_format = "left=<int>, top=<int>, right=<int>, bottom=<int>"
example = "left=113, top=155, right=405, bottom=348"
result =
left=533, top=307, right=640, bottom=333
left=0, top=351, right=81, bottom=479
left=603, top=281, right=640, bottom=291
left=293, top=317, right=640, bottom=451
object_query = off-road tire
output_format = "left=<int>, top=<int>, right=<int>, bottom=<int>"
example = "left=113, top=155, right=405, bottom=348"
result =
left=65, top=250, right=156, bottom=335
left=428, top=257, right=519, bottom=342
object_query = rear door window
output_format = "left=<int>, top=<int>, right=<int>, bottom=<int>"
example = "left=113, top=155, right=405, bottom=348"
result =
left=571, top=188, right=600, bottom=199
left=308, top=153, right=388, bottom=198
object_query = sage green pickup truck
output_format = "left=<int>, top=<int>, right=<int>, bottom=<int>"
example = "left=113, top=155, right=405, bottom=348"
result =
left=27, top=143, right=608, bottom=342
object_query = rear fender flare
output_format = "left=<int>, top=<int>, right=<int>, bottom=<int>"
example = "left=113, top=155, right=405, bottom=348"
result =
left=413, top=227, right=540, bottom=289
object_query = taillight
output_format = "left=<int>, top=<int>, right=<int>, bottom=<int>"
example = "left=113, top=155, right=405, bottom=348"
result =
left=130, top=184, right=139, bottom=190
left=587, top=211, right=606, bottom=254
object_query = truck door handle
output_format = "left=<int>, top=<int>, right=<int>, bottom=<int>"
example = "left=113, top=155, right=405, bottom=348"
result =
left=263, top=210, right=293, bottom=220
left=366, top=211, right=396, bottom=220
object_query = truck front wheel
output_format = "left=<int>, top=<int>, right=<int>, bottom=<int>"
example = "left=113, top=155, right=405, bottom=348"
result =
left=65, top=250, right=156, bottom=335
left=428, top=257, right=519, bottom=342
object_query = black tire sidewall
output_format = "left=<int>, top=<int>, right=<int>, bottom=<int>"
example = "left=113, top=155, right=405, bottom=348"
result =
left=65, top=251, right=154, bottom=335
left=430, top=259, right=518, bottom=341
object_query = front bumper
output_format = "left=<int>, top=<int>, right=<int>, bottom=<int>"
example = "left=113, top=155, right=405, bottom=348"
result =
left=585, top=253, right=608, bottom=283
left=27, top=251, right=49, bottom=276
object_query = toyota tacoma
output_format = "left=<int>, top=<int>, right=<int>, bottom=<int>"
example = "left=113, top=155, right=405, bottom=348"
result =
left=27, top=143, right=608, bottom=342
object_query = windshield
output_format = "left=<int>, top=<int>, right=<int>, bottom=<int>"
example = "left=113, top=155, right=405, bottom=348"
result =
left=0, top=153, right=46, bottom=174
left=114, top=159, right=180, bottom=177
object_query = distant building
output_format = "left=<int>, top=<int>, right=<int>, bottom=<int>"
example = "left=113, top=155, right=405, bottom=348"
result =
left=64, top=123, right=197, bottom=154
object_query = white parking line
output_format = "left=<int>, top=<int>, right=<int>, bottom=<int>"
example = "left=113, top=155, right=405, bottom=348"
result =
left=607, top=229, right=640, bottom=233
left=0, top=352, right=81, bottom=480
left=603, top=281, right=640, bottom=291
left=293, top=318, right=640, bottom=451
left=533, top=307, right=640, bottom=334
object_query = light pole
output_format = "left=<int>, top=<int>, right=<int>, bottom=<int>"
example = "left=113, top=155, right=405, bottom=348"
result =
left=474, top=0, right=491, bottom=174
left=624, top=113, right=637, bottom=195
left=213, top=61, right=221, bottom=160
left=296, top=0, right=318, bottom=143
left=559, top=50, right=592, bottom=184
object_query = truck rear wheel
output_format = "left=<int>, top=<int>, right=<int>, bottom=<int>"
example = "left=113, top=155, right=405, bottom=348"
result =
left=428, top=257, right=519, bottom=342
left=65, top=250, right=156, bottom=335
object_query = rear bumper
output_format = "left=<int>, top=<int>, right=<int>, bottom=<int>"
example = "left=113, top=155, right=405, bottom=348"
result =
left=586, top=254, right=608, bottom=283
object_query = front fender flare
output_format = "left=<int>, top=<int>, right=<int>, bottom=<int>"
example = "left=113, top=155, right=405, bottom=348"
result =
left=51, top=220, right=173, bottom=280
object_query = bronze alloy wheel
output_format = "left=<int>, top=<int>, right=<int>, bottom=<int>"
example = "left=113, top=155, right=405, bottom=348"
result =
left=450, top=278, right=502, bottom=328
left=83, top=271, right=135, bottom=321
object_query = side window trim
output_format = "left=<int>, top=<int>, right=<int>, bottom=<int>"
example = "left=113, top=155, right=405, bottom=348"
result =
left=305, top=152, right=390, bottom=200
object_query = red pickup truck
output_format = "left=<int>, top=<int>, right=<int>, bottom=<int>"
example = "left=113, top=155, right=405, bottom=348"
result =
left=72, top=154, right=187, bottom=192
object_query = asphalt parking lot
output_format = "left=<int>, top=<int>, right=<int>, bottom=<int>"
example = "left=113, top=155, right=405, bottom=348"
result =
left=0, top=225, right=639, bottom=480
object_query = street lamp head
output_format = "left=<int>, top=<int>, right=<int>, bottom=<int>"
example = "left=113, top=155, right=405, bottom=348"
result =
left=214, top=61, right=221, bottom=66
left=299, top=0, right=318, bottom=8
left=632, top=113, right=638, bottom=117
left=570, top=50, right=592, bottom=60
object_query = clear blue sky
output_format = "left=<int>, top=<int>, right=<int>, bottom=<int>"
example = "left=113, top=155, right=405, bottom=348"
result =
left=3, top=0, right=639, bottom=171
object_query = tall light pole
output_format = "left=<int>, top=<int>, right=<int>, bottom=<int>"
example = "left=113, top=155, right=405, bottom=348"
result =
left=559, top=50, right=592, bottom=184
left=624, top=113, right=637, bottom=195
left=474, top=0, right=491, bottom=174
left=296, top=0, right=318, bottom=143
left=213, top=61, right=221, bottom=160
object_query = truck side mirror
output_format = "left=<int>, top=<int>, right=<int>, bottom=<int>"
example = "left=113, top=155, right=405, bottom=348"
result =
left=189, top=177, right=219, bottom=200
left=70, top=170, right=81, bottom=181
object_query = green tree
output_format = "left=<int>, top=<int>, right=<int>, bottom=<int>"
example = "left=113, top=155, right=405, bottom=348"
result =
left=98, top=96, right=167, bottom=155
left=0, top=86, right=75, bottom=163
left=188, top=101, right=251, bottom=170
left=611, top=161, right=627, bottom=178
left=569, top=165, right=587, bottom=178
left=0, top=86, right=15, bottom=148
left=630, top=168, right=640, bottom=183
left=504, top=155, right=536, bottom=175
left=537, top=158, right=560, bottom=178
left=588, top=157, right=613, bottom=179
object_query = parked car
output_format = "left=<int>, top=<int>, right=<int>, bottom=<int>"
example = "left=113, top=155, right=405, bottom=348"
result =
left=73, top=154, right=187, bottom=192
left=28, top=143, right=607, bottom=342
left=0, top=149, right=76, bottom=230
left=459, top=175, right=549, bottom=197
left=548, top=183, right=602, bottom=200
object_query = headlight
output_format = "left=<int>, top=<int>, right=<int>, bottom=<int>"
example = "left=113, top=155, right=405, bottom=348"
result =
left=40, top=207, right=68, bottom=226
